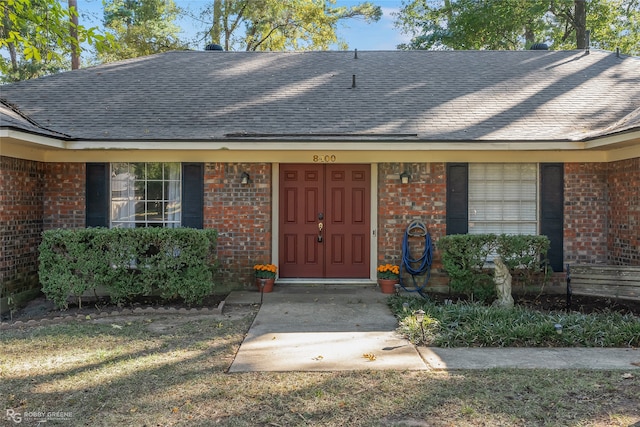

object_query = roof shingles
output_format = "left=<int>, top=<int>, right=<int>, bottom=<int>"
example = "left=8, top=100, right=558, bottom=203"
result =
left=1, top=50, right=638, bottom=142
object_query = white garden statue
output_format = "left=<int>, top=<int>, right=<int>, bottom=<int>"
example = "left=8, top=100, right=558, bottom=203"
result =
left=493, top=256, right=514, bottom=308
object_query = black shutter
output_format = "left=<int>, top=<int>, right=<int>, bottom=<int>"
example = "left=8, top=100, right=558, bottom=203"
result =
left=182, top=163, right=204, bottom=229
left=86, top=163, right=109, bottom=227
left=540, top=163, right=564, bottom=272
left=446, top=163, right=468, bottom=235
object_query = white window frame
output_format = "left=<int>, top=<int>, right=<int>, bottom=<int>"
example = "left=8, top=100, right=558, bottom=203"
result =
left=468, top=163, right=539, bottom=236
left=110, top=162, right=182, bottom=228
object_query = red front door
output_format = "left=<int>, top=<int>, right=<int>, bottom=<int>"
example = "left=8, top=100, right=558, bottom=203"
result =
left=279, top=164, right=370, bottom=278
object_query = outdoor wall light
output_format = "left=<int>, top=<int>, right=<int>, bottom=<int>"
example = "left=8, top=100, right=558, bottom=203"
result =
left=240, top=172, right=250, bottom=185
left=400, top=171, right=410, bottom=184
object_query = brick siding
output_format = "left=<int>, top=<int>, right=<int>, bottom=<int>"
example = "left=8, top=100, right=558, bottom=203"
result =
left=564, top=163, right=609, bottom=264
left=0, top=157, right=45, bottom=295
left=0, top=157, right=86, bottom=296
left=607, top=158, right=639, bottom=265
left=377, top=163, right=448, bottom=290
left=564, top=161, right=639, bottom=266
left=2, top=157, right=638, bottom=297
left=203, top=163, right=272, bottom=288
left=43, top=163, right=86, bottom=230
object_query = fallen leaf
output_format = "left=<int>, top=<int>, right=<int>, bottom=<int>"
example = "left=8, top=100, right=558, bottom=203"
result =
left=363, top=353, right=376, bottom=361
left=313, top=355, right=324, bottom=361
left=622, top=372, right=634, bottom=379
left=111, top=324, right=123, bottom=329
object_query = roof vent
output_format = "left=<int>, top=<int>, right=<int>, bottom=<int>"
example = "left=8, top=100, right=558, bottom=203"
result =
left=530, top=43, right=549, bottom=50
left=205, top=44, right=224, bottom=51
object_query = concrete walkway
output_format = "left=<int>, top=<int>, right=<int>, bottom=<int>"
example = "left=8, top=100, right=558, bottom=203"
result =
left=226, top=285, right=640, bottom=372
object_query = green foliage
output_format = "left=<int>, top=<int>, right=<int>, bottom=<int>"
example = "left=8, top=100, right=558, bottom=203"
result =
left=207, top=0, right=382, bottom=51
left=99, top=0, right=187, bottom=61
left=39, top=228, right=218, bottom=308
left=437, top=234, right=497, bottom=301
left=395, top=0, right=640, bottom=55
left=389, top=296, right=640, bottom=348
left=496, top=234, right=551, bottom=291
left=437, top=234, right=551, bottom=301
left=0, top=0, right=113, bottom=81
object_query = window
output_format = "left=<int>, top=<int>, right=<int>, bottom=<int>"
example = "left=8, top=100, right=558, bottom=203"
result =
left=468, top=163, right=537, bottom=235
left=111, top=162, right=181, bottom=228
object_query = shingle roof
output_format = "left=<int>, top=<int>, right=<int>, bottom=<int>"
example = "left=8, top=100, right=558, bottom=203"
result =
left=1, top=49, right=639, bottom=142
left=0, top=100, right=70, bottom=138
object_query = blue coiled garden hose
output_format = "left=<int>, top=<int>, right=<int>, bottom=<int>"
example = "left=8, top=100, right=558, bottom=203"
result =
left=399, top=220, right=433, bottom=298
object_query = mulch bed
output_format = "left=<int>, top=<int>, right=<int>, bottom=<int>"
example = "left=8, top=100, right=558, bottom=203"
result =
left=516, top=293, right=640, bottom=316
left=2, top=293, right=228, bottom=323
left=426, top=292, right=640, bottom=316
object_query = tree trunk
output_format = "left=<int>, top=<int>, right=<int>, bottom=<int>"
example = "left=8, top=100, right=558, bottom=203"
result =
left=575, top=0, right=587, bottom=49
left=69, top=0, right=80, bottom=69
left=524, top=26, right=535, bottom=46
left=210, top=0, right=222, bottom=45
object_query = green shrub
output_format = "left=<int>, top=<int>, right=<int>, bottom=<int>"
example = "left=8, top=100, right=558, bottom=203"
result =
left=437, top=234, right=551, bottom=301
left=39, top=228, right=218, bottom=308
left=437, top=234, right=497, bottom=301
left=496, top=234, right=551, bottom=292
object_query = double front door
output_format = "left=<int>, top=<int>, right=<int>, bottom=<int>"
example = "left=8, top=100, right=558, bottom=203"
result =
left=279, top=164, right=371, bottom=278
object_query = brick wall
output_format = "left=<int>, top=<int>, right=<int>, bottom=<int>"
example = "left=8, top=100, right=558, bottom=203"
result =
left=564, top=163, right=609, bottom=264
left=377, top=163, right=447, bottom=290
left=0, top=156, right=45, bottom=295
left=43, top=163, right=86, bottom=230
left=2, top=157, right=636, bottom=298
left=607, top=158, right=639, bottom=265
left=204, top=163, right=272, bottom=288
left=0, top=158, right=86, bottom=297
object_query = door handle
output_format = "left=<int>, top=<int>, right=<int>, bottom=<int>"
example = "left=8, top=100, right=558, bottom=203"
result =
left=318, top=222, right=323, bottom=231
left=317, top=222, right=323, bottom=242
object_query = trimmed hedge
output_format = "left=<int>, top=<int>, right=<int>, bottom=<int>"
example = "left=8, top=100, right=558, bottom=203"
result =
left=437, top=234, right=550, bottom=302
left=39, top=228, right=218, bottom=308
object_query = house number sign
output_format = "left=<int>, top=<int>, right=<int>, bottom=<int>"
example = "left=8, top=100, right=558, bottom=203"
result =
left=312, top=154, right=337, bottom=163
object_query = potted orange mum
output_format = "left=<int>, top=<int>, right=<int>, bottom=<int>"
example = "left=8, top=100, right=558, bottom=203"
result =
left=254, top=264, right=277, bottom=292
left=377, top=264, right=400, bottom=294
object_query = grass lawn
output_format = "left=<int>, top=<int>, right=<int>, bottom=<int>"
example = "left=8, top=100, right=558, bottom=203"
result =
left=1, top=304, right=639, bottom=426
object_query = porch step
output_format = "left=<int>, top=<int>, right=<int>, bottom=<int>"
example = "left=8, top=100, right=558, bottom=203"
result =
left=275, top=279, right=376, bottom=286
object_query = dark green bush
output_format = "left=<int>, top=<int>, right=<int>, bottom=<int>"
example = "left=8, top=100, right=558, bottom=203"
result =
left=437, top=234, right=497, bottom=301
left=496, top=234, right=551, bottom=292
left=39, top=228, right=218, bottom=308
left=437, top=234, right=550, bottom=301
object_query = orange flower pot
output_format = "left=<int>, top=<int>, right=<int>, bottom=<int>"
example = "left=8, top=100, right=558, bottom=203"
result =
left=256, top=278, right=275, bottom=293
left=378, top=279, right=398, bottom=294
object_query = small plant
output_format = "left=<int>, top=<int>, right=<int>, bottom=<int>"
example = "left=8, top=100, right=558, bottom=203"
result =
left=377, top=264, right=400, bottom=280
left=254, top=264, right=277, bottom=279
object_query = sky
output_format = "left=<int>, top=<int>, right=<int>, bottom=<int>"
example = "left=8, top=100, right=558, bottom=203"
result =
left=76, top=0, right=411, bottom=52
